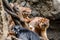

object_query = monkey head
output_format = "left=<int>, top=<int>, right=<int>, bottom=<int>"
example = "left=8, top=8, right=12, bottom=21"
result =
left=28, top=17, right=49, bottom=31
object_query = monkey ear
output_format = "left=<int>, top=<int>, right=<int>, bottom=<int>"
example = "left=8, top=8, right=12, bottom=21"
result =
left=29, top=25, right=35, bottom=31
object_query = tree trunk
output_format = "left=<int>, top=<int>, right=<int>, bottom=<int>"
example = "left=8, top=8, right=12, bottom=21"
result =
left=1, top=0, right=8, bottom=40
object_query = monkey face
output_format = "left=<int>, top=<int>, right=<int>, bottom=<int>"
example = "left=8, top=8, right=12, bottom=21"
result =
left=38, top=18, right=49, bottom=30
left=28, top=17, right=49, bottom=31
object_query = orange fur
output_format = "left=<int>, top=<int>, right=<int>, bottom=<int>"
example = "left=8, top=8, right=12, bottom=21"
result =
left=28, top=17, right=49, bottom=40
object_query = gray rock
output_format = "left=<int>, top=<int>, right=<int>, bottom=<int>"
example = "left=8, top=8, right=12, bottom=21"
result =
left=27, top=0, right=39, bottom=3
left=26, top=2, right=30, bottom=7
left=53, top=0, right=60, bottom=11
left=20, top=1, right=26, bottom=7
left=31, top=0, right=39, bottom=3
left=20, top=1, right=31, bottom=7
left=29, top=10, right=40, bottom=18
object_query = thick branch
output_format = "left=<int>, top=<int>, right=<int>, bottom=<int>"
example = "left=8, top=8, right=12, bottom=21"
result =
left=2, top=0, right=14, bottom=12
left=1, top=0, right=8, bottom=40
